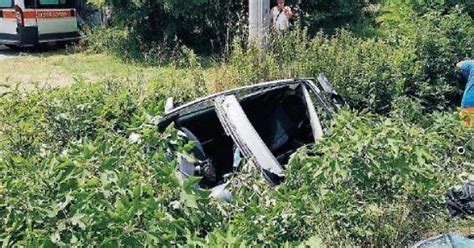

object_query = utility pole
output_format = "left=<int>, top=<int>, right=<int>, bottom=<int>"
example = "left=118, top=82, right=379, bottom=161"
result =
left=248, top=0, right=270, bottom=49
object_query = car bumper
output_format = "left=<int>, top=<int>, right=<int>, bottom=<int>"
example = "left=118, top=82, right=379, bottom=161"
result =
left=0, top=29, right=81, bottom=46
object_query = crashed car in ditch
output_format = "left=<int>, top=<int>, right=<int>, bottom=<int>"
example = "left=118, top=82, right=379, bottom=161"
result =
left=158, top=75, right=345, bottom=194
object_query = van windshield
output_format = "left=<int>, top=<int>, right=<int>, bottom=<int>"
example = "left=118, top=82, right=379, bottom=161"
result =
left=0, top=0, right=12, bottom=8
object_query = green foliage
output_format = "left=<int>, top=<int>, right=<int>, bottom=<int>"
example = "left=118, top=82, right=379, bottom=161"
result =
left=376, top=4, right=474, bottom=110
left=85, top=26, right=143, bottom=62
left=192, top=110, right=473, bottom=247
left=1, top=1, right=474, bottom=246
left=297, top=0, right=368, bottom=33
left=385, top=0, right=474, bottom=17
left=223, top=4, right=473, bottom=113
left=0, top=76, right=473, bottom=246
left=87, top=0, right=371, bottom=59
left=0, top=81, right=223, bottom=246
left=285, top=110, right=470, bottom=246
left=87, top=0, right=247, bottom=57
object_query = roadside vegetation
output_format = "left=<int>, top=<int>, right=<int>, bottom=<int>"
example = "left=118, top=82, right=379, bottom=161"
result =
left=0, top=0, right=473, bottom=246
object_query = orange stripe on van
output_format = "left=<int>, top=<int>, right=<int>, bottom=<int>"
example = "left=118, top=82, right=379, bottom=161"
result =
left=1, top=9, right=75, bottom=19
left=2, top=11, right=16, bottom=19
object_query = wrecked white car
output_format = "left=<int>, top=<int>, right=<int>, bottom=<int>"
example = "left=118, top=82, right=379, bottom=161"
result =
left=158, top=75, right=345, bottom=193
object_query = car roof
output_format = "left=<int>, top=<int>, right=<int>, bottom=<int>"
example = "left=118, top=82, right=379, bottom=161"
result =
left=157, top=77, right=340, bottom=131
left=165, top=78, right=306, bottom=116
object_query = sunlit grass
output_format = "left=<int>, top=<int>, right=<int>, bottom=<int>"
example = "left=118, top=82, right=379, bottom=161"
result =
left=0, top=50, right=224, bottom=93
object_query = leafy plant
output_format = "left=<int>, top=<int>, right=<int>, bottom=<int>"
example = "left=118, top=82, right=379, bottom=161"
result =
left=1, top=1, right=473, bottom=246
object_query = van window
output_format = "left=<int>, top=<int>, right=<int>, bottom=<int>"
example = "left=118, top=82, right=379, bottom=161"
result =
left=25, top=0, right=35, bottom=8
left=0, top=0, right=12, bottom=8
left=39, top=0, right=58, bottom=4
left=37, top=0, right=74, bottom=8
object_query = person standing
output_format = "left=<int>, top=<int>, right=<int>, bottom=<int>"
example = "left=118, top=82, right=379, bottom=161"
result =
left=457, top=60, right=474, bottom=127
left=270, top=0, right=293, bottom=34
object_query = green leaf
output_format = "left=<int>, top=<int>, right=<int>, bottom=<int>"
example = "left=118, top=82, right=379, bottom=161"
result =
left=180, top=190, right=198, bottom=209
left=70, top=213, right=87, bottom=230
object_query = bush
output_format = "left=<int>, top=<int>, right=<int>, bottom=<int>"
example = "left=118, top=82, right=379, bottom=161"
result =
left=85, top=0, right=371, bottom=58
left=191, top=110, right=473, bottom=247
left=1, top=78, right=472, bottom=246
left=85, top=26, right=182, bottom=65
left=219, top=4, right=473, bottom=113
left=297, top=0, right=368, bottom=33
left=376, top=4, right=474, bottom=111
left=0, top=80, right=224, bottom=246
left=1, top=2, right=473, bottom=246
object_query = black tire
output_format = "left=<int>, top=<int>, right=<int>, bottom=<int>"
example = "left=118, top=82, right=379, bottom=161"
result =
left=33, top=43, right=50, bottom=51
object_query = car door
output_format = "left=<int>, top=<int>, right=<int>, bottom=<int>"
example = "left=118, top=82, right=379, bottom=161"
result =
left=301, top=84, right=324, bottom=141
left=35, top=0, right=78, bottom=42
left=214, top=94, right=284, bottom=185
left=0, top=0, right=16, bottom=43
left=214, top=82, right=327, bottom=185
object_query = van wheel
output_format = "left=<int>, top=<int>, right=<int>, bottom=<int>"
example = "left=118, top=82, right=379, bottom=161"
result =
left=33, top=43, right=48, bottom=51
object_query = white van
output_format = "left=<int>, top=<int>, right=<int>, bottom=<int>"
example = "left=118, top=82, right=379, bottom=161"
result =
left=0, top=0, right=80, bottom=46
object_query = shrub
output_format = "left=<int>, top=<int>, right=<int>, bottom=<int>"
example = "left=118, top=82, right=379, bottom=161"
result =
left=0, top=80, right=224, bottom=246
left=376, top=4, right=474, bottom=111
left=85, top=0, right=370, bottom=57
left=220, top=4, right=473, bottom=113
left=1, top=2, right=473, bottom=246
left=0, top=78, right=472, bottom=246
left=192, top=110, right=473, bottom=246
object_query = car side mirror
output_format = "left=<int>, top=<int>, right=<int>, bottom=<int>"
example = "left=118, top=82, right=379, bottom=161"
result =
left=165, top=97, right=174, bottom=114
